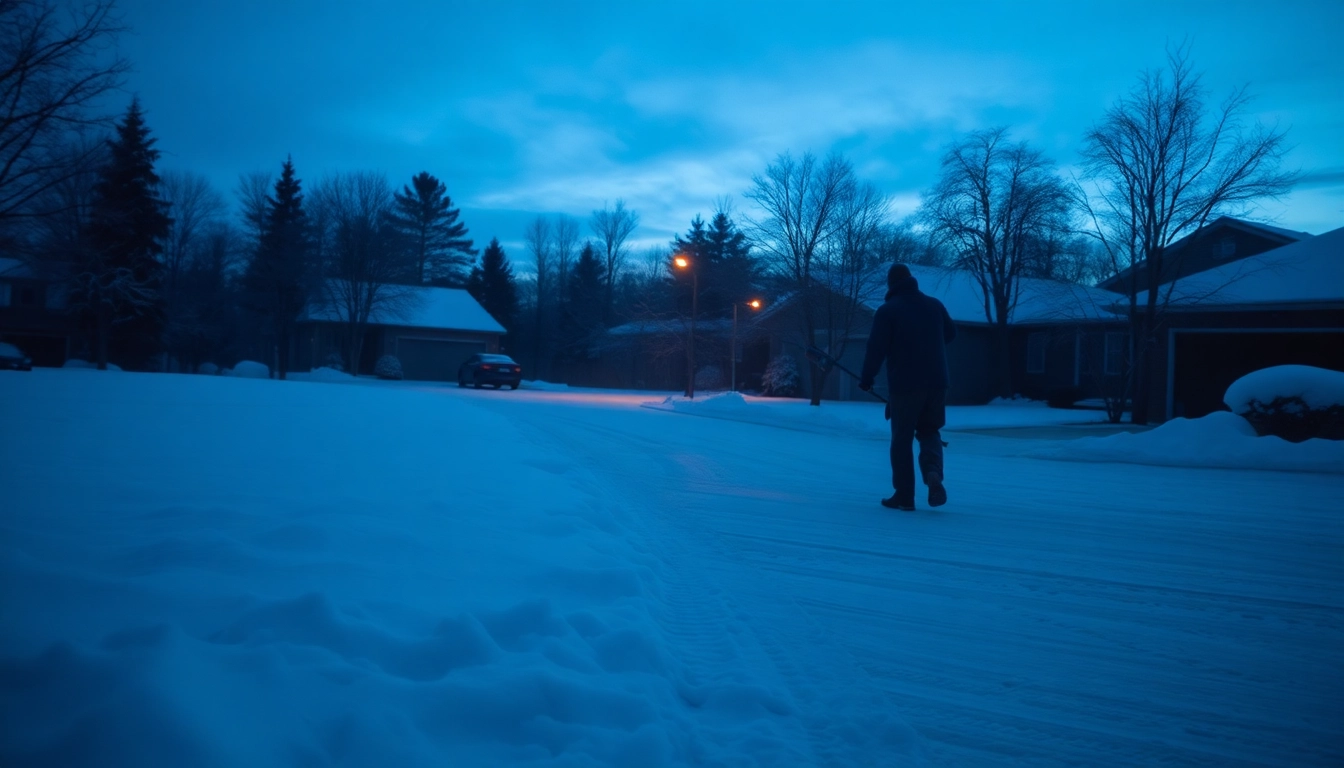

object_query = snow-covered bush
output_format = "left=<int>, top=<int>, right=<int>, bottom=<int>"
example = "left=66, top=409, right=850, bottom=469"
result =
left=762, top=355, right=800, bottom=397
left=694, top=365, right=724, bottom=391
left=309, top=366, right=354, bottom=383
left=322, top=351, right=345, bottom=372
left=232, top=361, right=270, bottom=379
left=1225, top=365, right=1344, bottom=443
left=375, top=355, right=404, bottom=380
left=198, top=362, right=219, bottom=376
left=62, top=359, right=121, bottom=371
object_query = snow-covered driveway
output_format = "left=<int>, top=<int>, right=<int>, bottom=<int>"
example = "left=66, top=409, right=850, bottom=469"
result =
left=1, top=370, right=1340, bottom=766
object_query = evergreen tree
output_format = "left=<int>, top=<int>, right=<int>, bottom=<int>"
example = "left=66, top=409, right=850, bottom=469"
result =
left=560, top=242, right=605, bottom=360
left=468, top=238, right=519, bottom=343
left=388, top=171, right=475, bottom=284
left=243, top=156, right=309, bottom=379
left=670, top=211, right=755, bottom=318
left=79, top=99, right=172, bottom=370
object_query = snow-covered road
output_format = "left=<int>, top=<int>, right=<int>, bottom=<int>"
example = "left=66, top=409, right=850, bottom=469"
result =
left=470, top=387, right=1344, bottom=766
left=2, top=370, right=1341, bottom=766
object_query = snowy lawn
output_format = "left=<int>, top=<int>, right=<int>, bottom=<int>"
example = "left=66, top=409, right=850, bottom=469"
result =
left=1, top=369, right=1342, bottom=766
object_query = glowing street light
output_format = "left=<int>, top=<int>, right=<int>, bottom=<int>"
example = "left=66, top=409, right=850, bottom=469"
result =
left=674, top=254, right=698, bottom=398
left=732, top=298, right=764, bottom=392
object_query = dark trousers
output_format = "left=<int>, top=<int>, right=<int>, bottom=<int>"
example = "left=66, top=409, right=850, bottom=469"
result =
left=888, top=389, right=946, bottom=505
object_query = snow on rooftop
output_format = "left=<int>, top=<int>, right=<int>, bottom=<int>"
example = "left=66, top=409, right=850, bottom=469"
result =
left=300, top=283, right=506, bottom=333
left=863, top=266, right=1123, bottom=325
left=1131, top=225, right=1344, bottom=310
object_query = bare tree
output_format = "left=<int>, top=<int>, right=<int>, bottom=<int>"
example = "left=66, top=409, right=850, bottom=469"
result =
left=234, top=170, right=273, bottom=251
left=310, top=171, right=417, bottom=374
left=523, top=215, right=552, bottom=376
left=160, top=171, right=224, bottom=306
left=589, top=199, right=638, bottom=323
left=552, top=214, right=580, bottom=304
left=0, top=0, right=127, bottom=221
left=1081, top=47, right=1295, bottom=423
left=747, top=151, right=870, bottom=405
left=920, top=127, right=1072, bottom=397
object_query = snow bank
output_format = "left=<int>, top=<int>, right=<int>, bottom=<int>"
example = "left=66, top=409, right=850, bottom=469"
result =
left=230, top=360, right=270, bottom=379
left=1027, top=411, right=1344, bottom=474
left=646, top=391, right=1115, bottom=437
left=521, top=379, right=570, bottom=392
left=61, top=359, right=121, bottom=371
left=1225, top=365, right=1344, bottom=412
left=306, top=366, right=356, bottom=383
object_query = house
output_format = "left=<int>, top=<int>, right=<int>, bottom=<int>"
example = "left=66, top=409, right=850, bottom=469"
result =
left=1122, top=225, right=1344, bottom=420
left=752, top=267, right=1128, bottom=405
left=1098, top=216, right=1314, bottom=293
left=293, top=284, right=506, bottom=381
left=0, top=257, right=76, bottom=366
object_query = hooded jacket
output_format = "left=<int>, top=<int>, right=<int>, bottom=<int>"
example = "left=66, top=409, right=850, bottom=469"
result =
left=859, top=272, right=957, bottom=393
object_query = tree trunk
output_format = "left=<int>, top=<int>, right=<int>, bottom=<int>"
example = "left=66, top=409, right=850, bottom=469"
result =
left=95, top=311, right=109, bottom=370
left=808, top=361, right=826, bottom=406
left=993, top=321, right=1013, bottom=399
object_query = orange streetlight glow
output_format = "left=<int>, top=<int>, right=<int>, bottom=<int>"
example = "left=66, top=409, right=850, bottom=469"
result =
left=674, top=256, right=689, bottom=269
left=749, top=299, right=762, bottom=309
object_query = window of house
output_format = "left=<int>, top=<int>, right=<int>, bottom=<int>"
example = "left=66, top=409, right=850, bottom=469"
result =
left=0, top=282, right=10, bottom=307
left=1104, top=332, right=1126, bottom=376
left=1026, top=332, right=1047, bottom=374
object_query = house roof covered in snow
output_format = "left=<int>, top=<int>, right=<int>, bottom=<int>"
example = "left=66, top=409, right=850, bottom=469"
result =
left=1127, top=225, right=1344, bottom=311
left=298, top=284, right=506, bottom=333
left=860, top=266, right=1124, bottom=325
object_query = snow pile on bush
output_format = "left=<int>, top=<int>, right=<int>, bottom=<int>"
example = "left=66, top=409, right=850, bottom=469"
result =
left=762, top=355, right=800, bottom=397
left=198, top=362, right=219, bottom=376
left=308, top=366, right=354, bottom=383
left=322, top=352, right=345, bottom=372
left=374, top=355, right=403, bottom=380
left=694, top=365, right=725, bottom=391
left=1224, top=365, right=1344, bottom=442
left=62, top=359, right=120, bottom=371
left=230, top=361, right=270, bottom=379
left=1026, top=411, right=1344, bottom=474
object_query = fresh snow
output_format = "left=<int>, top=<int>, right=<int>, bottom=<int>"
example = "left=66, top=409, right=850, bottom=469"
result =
left=2, top=370, right=1341, bottom=766
left=1224, top=364, right=1344, bottom=412
left=61, top=359, right=121, bottom=371
left=299, top=283, right=506, bottom=334
left=1027, top=410, right=1344, bottom=474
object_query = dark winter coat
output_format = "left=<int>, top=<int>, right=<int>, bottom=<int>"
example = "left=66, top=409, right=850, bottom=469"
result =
left=859, top=275, right=957, bottom=394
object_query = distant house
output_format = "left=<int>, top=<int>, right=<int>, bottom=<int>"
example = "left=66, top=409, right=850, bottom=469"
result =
left=1098, top=216, right=1314, bottom=293
left=0, top=257, right=75, bottom=366
left=750, top=267, right=1128, bottom=405
left=1123, top=225, right=1344, bottom=420
left=293, top=285, right=506, bottom=381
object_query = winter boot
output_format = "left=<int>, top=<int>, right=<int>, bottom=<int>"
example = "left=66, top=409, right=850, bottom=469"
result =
left=926, top=471, right=947, bottom=508
left=881, top=495, right=915, bottom=511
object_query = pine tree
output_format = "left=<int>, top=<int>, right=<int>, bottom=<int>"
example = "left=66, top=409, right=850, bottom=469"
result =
left=80, top=99, right=172, bottom=370
left=560, top=242, right=606, bottom=360
left=468, top=238, right=519, bottom=342
left=388, top=171, right=475, bottom=284
left=670, top=212, right=755, bottom=318
left=243, top=156, right=309, bottom=379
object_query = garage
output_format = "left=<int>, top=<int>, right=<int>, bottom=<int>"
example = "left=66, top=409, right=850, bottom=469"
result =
left=1170, top=330, right=1344, bottom=418
left=396, top=337, right=486, bottom=382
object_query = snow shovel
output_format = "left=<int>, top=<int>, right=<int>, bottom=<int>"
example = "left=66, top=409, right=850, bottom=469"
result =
left=805, top=346, right=889, bottom=417
left=805, top=346, right=949, bottom=446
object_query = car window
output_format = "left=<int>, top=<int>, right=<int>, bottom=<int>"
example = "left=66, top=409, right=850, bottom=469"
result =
left=0, top=342, right=20, bottom=357
left=480, top=354, right=516, bottom=364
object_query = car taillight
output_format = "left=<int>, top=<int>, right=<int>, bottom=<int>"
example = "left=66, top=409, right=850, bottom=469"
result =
left=481, top=364, right=494, bottom=370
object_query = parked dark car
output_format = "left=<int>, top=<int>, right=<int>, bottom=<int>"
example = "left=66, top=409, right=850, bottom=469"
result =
left=458, top=353, right=522, bottom=389
left=0, top=342, right=32, bottom=371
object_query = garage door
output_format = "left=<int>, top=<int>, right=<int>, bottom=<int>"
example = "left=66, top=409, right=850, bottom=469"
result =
left=395, top=338, right=486, bottom=381
left=1172, top=331, right=1344, bottom=418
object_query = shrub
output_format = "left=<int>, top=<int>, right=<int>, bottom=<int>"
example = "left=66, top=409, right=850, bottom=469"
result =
left=762, top=355, right=800, bottom=397
left=198, top=362, right=219, bottom=376
left=323, top=351, right=345, bottom=372
left=1224, top=365, right=1344, bottom=443
left=694, top=365, right=724, bottom=391
left=374, top=355, right=404, bottom=380
left=232, top=361, right=270, bottom=379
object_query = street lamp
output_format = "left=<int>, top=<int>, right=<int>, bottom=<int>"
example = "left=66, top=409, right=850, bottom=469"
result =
left=731, top=299, right=763, bottom=392
left=673, top=255, right=698, bottom=398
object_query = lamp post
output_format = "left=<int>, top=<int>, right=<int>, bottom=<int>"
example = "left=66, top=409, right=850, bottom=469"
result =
left=674, top=255, right=697, bottom=398
left=731, top=298, right=762, bottom=392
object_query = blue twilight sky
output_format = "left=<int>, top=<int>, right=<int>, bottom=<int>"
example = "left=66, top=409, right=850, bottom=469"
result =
left=115, top=0, right=1344, bottom=268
